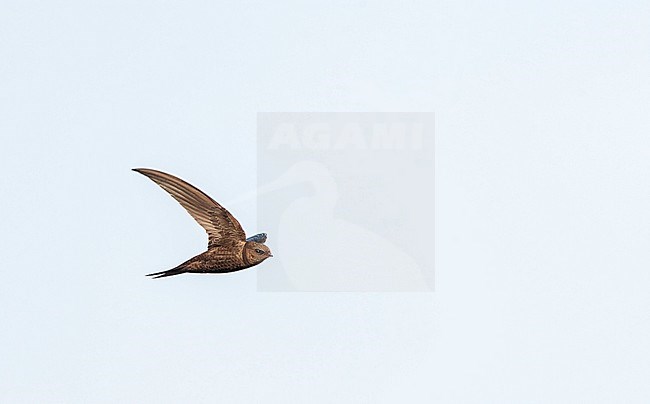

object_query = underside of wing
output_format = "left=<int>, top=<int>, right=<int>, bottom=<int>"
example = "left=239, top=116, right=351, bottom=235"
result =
left=133, top=168, right=246, bottom=247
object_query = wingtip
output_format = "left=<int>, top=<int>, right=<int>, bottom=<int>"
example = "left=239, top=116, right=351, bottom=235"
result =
left=132, top=168, right=164, bottom=176
left=132, top=168, right=152, bottom=176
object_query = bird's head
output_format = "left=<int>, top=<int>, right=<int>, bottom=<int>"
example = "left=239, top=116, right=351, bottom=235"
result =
left=244, top=241, right=273, bottom=265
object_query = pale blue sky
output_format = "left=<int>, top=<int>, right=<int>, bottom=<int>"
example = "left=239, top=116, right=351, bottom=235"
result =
left=1, top=0, right=650, bottom=402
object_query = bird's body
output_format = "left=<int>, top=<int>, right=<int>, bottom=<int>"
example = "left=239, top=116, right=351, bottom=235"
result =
left=133, top=168, right=272, bottom=279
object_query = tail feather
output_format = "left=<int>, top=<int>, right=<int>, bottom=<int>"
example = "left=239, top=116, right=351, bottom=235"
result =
left=146, top=267, right=187, bottom=279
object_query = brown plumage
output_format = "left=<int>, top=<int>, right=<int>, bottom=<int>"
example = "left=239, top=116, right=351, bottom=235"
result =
left=133, top=168, right=272, bottom=279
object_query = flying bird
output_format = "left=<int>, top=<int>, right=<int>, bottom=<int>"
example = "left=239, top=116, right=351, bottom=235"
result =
left=132, top=168, right=272, bottom=278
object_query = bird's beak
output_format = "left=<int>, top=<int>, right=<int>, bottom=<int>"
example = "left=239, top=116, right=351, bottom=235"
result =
left=268, top=253, right=274, bottom=257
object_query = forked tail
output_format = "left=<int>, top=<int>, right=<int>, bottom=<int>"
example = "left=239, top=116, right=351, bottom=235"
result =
left=146, top=266, right=187, bottom=279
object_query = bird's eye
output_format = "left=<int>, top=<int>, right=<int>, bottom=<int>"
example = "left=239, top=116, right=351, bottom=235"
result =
left=255, top=249, right=264, bottom=254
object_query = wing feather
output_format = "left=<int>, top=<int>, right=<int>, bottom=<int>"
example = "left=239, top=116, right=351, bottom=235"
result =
left=133, top=168, right=246, bottom=247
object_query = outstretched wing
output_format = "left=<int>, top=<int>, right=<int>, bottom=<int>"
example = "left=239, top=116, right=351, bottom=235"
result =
left=133, top=168, right=246, bottom=248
